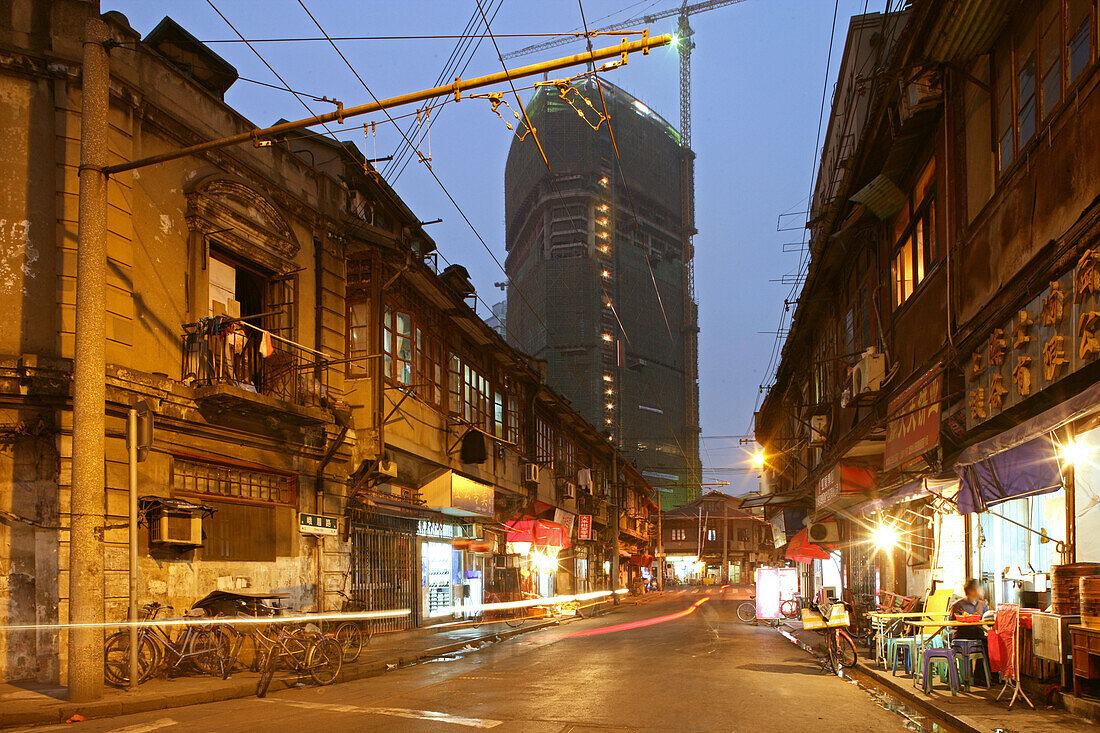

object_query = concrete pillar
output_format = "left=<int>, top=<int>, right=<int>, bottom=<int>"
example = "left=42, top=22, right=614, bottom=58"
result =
left=69, top=16, right=109, bottom=702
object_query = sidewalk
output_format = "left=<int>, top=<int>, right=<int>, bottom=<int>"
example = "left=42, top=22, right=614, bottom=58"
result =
left=776, top=620, right=1100, bottom=733
left=0, top=604, right=611, bottom=729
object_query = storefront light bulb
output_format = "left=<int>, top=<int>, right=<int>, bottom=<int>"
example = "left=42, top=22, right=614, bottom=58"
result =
left=606, top=402, right=615, bottom=410
left=1061, top=437, right=1092, bottom=466
left=603, top=374, right=613, bottom=382
left=602, top=333, right=613, bottom=342
left=872, top=524, right=900, bottom=549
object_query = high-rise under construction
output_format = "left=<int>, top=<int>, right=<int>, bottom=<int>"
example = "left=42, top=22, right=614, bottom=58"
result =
left=504, top=78, right=701, bottom=508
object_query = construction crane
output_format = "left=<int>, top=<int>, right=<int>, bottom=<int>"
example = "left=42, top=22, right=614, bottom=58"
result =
left=502, top=0, right=748, bottom=148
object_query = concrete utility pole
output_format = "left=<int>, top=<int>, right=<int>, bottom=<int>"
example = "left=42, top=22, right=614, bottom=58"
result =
left=70, top=16, right=109, bottom=702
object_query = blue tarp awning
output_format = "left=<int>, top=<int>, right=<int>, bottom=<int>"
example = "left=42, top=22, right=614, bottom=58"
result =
left=954, top=435, right=1063, bottom=514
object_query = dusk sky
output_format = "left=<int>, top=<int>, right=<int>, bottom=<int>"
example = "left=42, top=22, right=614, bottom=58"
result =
left=110, top=0, right=875, bottom=493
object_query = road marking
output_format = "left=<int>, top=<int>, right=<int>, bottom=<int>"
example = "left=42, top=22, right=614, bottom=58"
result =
left=104, top=719, right=177, bottom=733
left=262, top=698, right=502, bottom=728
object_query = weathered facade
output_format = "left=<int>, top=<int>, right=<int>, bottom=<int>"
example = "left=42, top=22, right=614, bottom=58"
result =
left=661, top=491, right=772, bottom=585
left=753, top=0, right=1100, bottom=617
left=0, top=2, right=654, bottom=684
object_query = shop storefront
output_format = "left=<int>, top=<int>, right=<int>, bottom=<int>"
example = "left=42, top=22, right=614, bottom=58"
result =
left=503, top=516, right=572, bottom=599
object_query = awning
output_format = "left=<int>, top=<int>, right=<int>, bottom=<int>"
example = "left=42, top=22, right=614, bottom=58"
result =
left=859, top=475, right=959, bottom=514
left=784, top=529, right=832, bottom=564
left=739, top=492, right=807, bottom=509
left=955, top=435, right=1063, bottom=514
left=629, top=554, right=654, bottom=567
left=504, top=517, right=571, bottom=550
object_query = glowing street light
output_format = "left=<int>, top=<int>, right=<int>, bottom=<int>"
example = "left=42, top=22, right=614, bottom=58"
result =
left=751, top=451, right=766, bottom=469
left=1061, top=437, right=1092, bottom=466
left=872, top=524, right=900, bottom=549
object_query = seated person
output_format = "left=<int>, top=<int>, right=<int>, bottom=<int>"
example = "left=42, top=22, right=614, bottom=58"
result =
left=951, top=579, right=990, bottom=635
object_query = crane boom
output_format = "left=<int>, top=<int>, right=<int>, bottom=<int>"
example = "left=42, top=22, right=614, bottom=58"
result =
left=501, top=0, right=744, bottom=61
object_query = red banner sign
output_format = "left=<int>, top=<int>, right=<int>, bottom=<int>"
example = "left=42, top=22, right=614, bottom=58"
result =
left=884, top=369, right=943, bottom=471
left=578, top=514, right=593, bottom=541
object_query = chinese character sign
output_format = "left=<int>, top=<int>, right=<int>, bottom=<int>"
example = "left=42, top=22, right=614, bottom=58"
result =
left=884, top=370, right=942, bottom=470
left=578, top=515, right=592, bottom=541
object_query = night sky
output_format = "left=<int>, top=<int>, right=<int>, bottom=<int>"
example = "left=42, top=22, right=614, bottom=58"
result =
left=108, top=0, right=875, bottom=493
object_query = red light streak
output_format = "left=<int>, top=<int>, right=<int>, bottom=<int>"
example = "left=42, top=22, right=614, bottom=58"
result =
left=565, top=597, right=710, bottom=638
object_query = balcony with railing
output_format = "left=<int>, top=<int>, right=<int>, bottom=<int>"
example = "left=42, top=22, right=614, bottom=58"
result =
left=181, top=317, right=336, bottom=426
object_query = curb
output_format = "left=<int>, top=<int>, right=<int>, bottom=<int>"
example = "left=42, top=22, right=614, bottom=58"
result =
left=768, top=624, right=983, bottom=733
left=0, top=607, right=611, bottom=729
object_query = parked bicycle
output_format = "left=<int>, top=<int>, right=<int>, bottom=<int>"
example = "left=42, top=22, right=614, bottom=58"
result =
left=254, top=622, right=342, bottom=698
left=471, top=591, right=527, bottom=629
left=322, top=588, right=372, bottom=664
left=804, top=599, right=857, bottom=673
left=104, top=602, right=231, bottom=687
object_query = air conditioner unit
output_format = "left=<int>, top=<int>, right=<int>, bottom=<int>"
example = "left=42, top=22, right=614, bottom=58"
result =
left=523, top=463, right=540, bottom=484
left=810, top=414, right=829, bottom=444
left=807, top=521, right=840, bottom=544
left=900, top=68, right=943, bottom=121
left=377, top=457, right=398, bottom=477
left=561, top=482, right=576, bottom=500
left=852, top=347, right=887, bottom=395
left=149, top=508, right=203, bottom=547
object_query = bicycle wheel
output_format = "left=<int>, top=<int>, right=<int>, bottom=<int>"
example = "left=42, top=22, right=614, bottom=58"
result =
left=255, top=646, right=275, bottom=698
left=736, top=601, right=757, bottom=624
left=779, top=599, right=798, bottom=619
left=333, top=622, right=363, bottom=664
left=307, top=637, right=343, bottom=686
left=837, top=630, right=858, bottom=668
left=188, top=628, right=223, bottom=676
left=104, top=631, right=157, bottom=687
left=505, top=611, right=526, bottom=628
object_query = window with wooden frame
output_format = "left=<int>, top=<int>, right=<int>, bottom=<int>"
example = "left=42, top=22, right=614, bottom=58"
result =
left=171, top=455, right=297, bottom=562
left=996, top=0, right=1096, bottom=175
left=462, top=360, right=491, bottom=430
left=535, top=416, right=554, bottom=466
left=493, top=389, right=505, bottom=439
left=670, top=528, right=687, bottom=541
left=382, top=303, right=414, bottom=385
left=556, top=434, right=576, bottom=478
left=505, top=393, right=522, bottom=446
left=347, top=300, right=370, bottom=378
left=416, top=329, right=444, bottom=406
left=447, top=352, right=462, bottom=415
left=891, top=159, right=938, bottom=309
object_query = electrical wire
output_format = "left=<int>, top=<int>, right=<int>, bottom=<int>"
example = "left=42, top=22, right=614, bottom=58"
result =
left=474, top=1, right=694, bottom=497
left=294, top=0, right=596, bottom=402
left=575, top=0, right=698, bottom=494
left=384, top=0, right=507, bottom=183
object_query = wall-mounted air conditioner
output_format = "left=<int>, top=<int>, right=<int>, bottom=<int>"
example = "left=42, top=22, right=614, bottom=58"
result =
left=523, top=463, right=540, bottom=484
left=852, top=347, right=886, bottom=395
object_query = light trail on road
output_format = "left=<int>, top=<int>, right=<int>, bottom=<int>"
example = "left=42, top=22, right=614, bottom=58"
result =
left=564, top=597, right=711, bottom=638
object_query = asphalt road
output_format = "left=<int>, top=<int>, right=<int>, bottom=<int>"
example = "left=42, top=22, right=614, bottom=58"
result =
left=19, top=591, right=912, bottom=733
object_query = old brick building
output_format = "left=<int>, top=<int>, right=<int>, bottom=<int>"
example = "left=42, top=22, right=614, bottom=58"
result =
left=0, top=2, right=654, bottom=684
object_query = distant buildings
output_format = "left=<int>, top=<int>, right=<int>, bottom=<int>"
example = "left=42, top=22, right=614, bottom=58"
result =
left=504, top=79, right=701, bottom=508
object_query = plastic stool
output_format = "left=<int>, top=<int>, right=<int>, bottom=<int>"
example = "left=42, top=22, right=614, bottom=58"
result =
left=920, top=647, right=961, bottom=695
left=951, top=639, right=992, bottom=690
left=890, top=637, right=916, bottom=676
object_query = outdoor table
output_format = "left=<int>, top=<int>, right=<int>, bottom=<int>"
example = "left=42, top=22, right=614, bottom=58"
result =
left=904, top=619, right=993, bottom=689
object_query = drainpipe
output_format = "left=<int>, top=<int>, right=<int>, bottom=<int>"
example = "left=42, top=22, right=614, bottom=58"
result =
left=315, top=423, right=349, bottom=611
left=69, top=17, right=109, bottom=703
